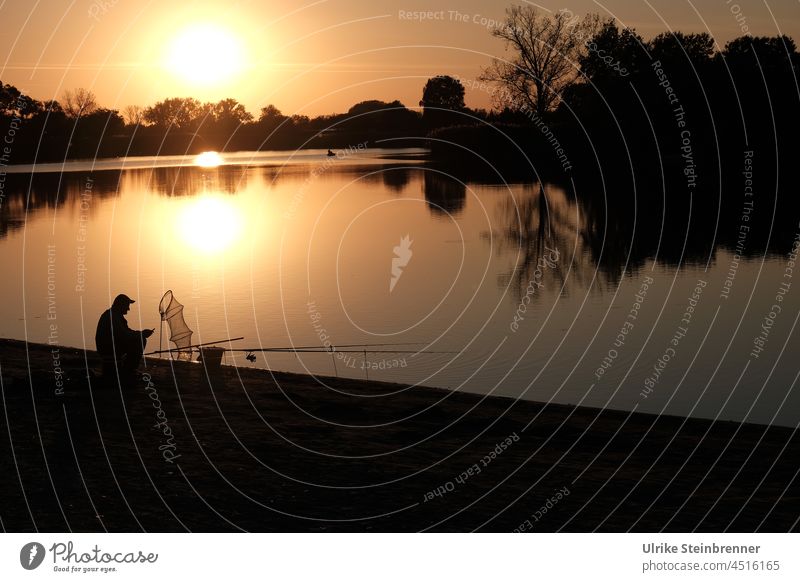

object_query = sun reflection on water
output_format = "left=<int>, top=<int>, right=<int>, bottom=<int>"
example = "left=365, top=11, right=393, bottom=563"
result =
left=178, top=194, right=242, bottom=253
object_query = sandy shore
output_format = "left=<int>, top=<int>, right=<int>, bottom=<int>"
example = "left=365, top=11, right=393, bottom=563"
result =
left=0, top=338, right=797, bottom=532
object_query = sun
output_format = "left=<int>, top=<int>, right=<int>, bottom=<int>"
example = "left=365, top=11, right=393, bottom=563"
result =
left=194, top=151, right=224, bottom=167
left=165, top=23, right=245, bottom=85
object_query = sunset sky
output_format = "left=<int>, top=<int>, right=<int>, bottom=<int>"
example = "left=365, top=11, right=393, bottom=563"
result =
left=1, top=0, right=798, bottom=117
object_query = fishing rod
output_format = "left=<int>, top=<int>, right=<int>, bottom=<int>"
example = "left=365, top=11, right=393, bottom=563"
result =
left=227, top=346, right=459, bottom=381
left=152, top=291, right=455, bottom=379
left=227, top=348, right=457, bottom=354
left=230, top=342, right=428, bottom=351
left=144, top=336, right=244, bottom=356
left=146, top=341, right=430, bottom=356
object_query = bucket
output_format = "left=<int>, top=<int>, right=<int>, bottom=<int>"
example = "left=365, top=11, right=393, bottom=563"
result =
left=197, top=347, right=225, bottom=370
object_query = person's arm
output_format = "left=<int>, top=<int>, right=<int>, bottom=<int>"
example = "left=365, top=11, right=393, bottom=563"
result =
left=117, top=312, right=155, bottom=340
left=110, top=311, right=138, bottom=343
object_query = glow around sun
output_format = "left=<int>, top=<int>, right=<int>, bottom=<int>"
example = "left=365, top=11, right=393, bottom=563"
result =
left=165, top=23, right=246, bottom=85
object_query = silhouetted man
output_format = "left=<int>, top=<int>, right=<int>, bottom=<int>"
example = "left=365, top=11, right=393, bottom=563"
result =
left=95, top=294, right=154, bottom=378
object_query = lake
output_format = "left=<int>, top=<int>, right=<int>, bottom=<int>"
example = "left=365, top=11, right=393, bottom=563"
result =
left=1, top=147, right=799, bottom=426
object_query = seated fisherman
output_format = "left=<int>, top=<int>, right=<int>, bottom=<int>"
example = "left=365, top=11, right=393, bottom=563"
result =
left=95, top=294, right=154, bottom=377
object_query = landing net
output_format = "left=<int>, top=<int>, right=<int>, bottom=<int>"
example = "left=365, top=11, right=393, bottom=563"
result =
left=158, top=290, right=193, bottom=361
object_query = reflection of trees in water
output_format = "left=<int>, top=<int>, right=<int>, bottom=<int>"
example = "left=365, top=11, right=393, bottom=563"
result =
left=496, top=173, right=800, bottom=298
left=145, top=166, right=248, bottom=196
left=382, top=167, right=411, bottom=193
left=496, top=180, right=687, bottom=297
left=357, top=166, right=412, bottom=193
left=0, top=166, right=252, bottom=239
left=0, top=171, right=119, bottom=239
left=429, top=142, right=800, bottom=297
left=578, top=193, right=635, bottom=285
left=497, top=183, right=598, bottom=298
left=0, top=216, right=24, bottom=239
left=424, top=172, right=466, bottom=216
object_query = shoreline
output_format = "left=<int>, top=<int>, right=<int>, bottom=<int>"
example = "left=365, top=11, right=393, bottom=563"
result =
left=1, top=338, right=798, bottom=532
left=8, top=337, right=782, bottom=430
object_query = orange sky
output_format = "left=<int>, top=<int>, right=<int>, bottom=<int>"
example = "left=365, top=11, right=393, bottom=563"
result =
left=1, top=0, right=798, bottom=117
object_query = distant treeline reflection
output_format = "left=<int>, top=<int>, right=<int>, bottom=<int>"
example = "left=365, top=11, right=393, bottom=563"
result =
left=2, top=165, right=796, bottom=297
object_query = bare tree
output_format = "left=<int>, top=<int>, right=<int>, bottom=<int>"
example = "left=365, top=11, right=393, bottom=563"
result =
left=481, top=7, right=601, bottom=116
left=122, top=104, right=145, bottom=126
left=62, top=88, right=98, bottom=117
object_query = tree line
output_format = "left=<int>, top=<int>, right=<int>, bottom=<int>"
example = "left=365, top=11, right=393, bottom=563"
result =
left=0, top=73, right=480, bottom=162
left=1, top=5, right=797, bottom=168
left=0, top=86, right=428, bottom=162
left=430, top=7, right=799, bottom=175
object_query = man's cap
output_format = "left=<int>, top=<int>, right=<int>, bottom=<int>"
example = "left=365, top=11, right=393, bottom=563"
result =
left=112, top=294, right=136, bottom=307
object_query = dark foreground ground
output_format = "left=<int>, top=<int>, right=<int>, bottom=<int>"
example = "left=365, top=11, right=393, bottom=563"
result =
left=0, top=339, right=798, bottom=532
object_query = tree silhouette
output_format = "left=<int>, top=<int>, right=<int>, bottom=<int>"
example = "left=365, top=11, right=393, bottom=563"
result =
left=649, top=31, right=715, bottom=67
left=205, top=98, right=253, bottom=138
left=290, top=114, right=310, bottom=127
left=77, top=108, right=125, bottom=136
left=144, top=97, right=201, bottom=130
left=420, top=76, right=465, bottom=112
left=212, top=98, right=253, bottom=126
left=579, top=21, right=646, bottom=82
left=122, top=105, right=145, bottom=126
left=258, top=104, right=284, bottom=123
left=481, top=7, right=601, bottom=116
left=420, top=76, right=465, bottom=128
left=0, top=82, right=22, bottom=115
left=62, top=88, right=98, bottom=118
left=342, top=99, right=418, bottom=131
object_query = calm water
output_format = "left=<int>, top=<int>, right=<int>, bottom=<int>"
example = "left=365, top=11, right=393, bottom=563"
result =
left=1, top=148, right=799, bottom=427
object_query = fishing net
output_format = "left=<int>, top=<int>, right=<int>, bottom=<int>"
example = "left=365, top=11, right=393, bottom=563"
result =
left=159, top=290, right=193, bottom=361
